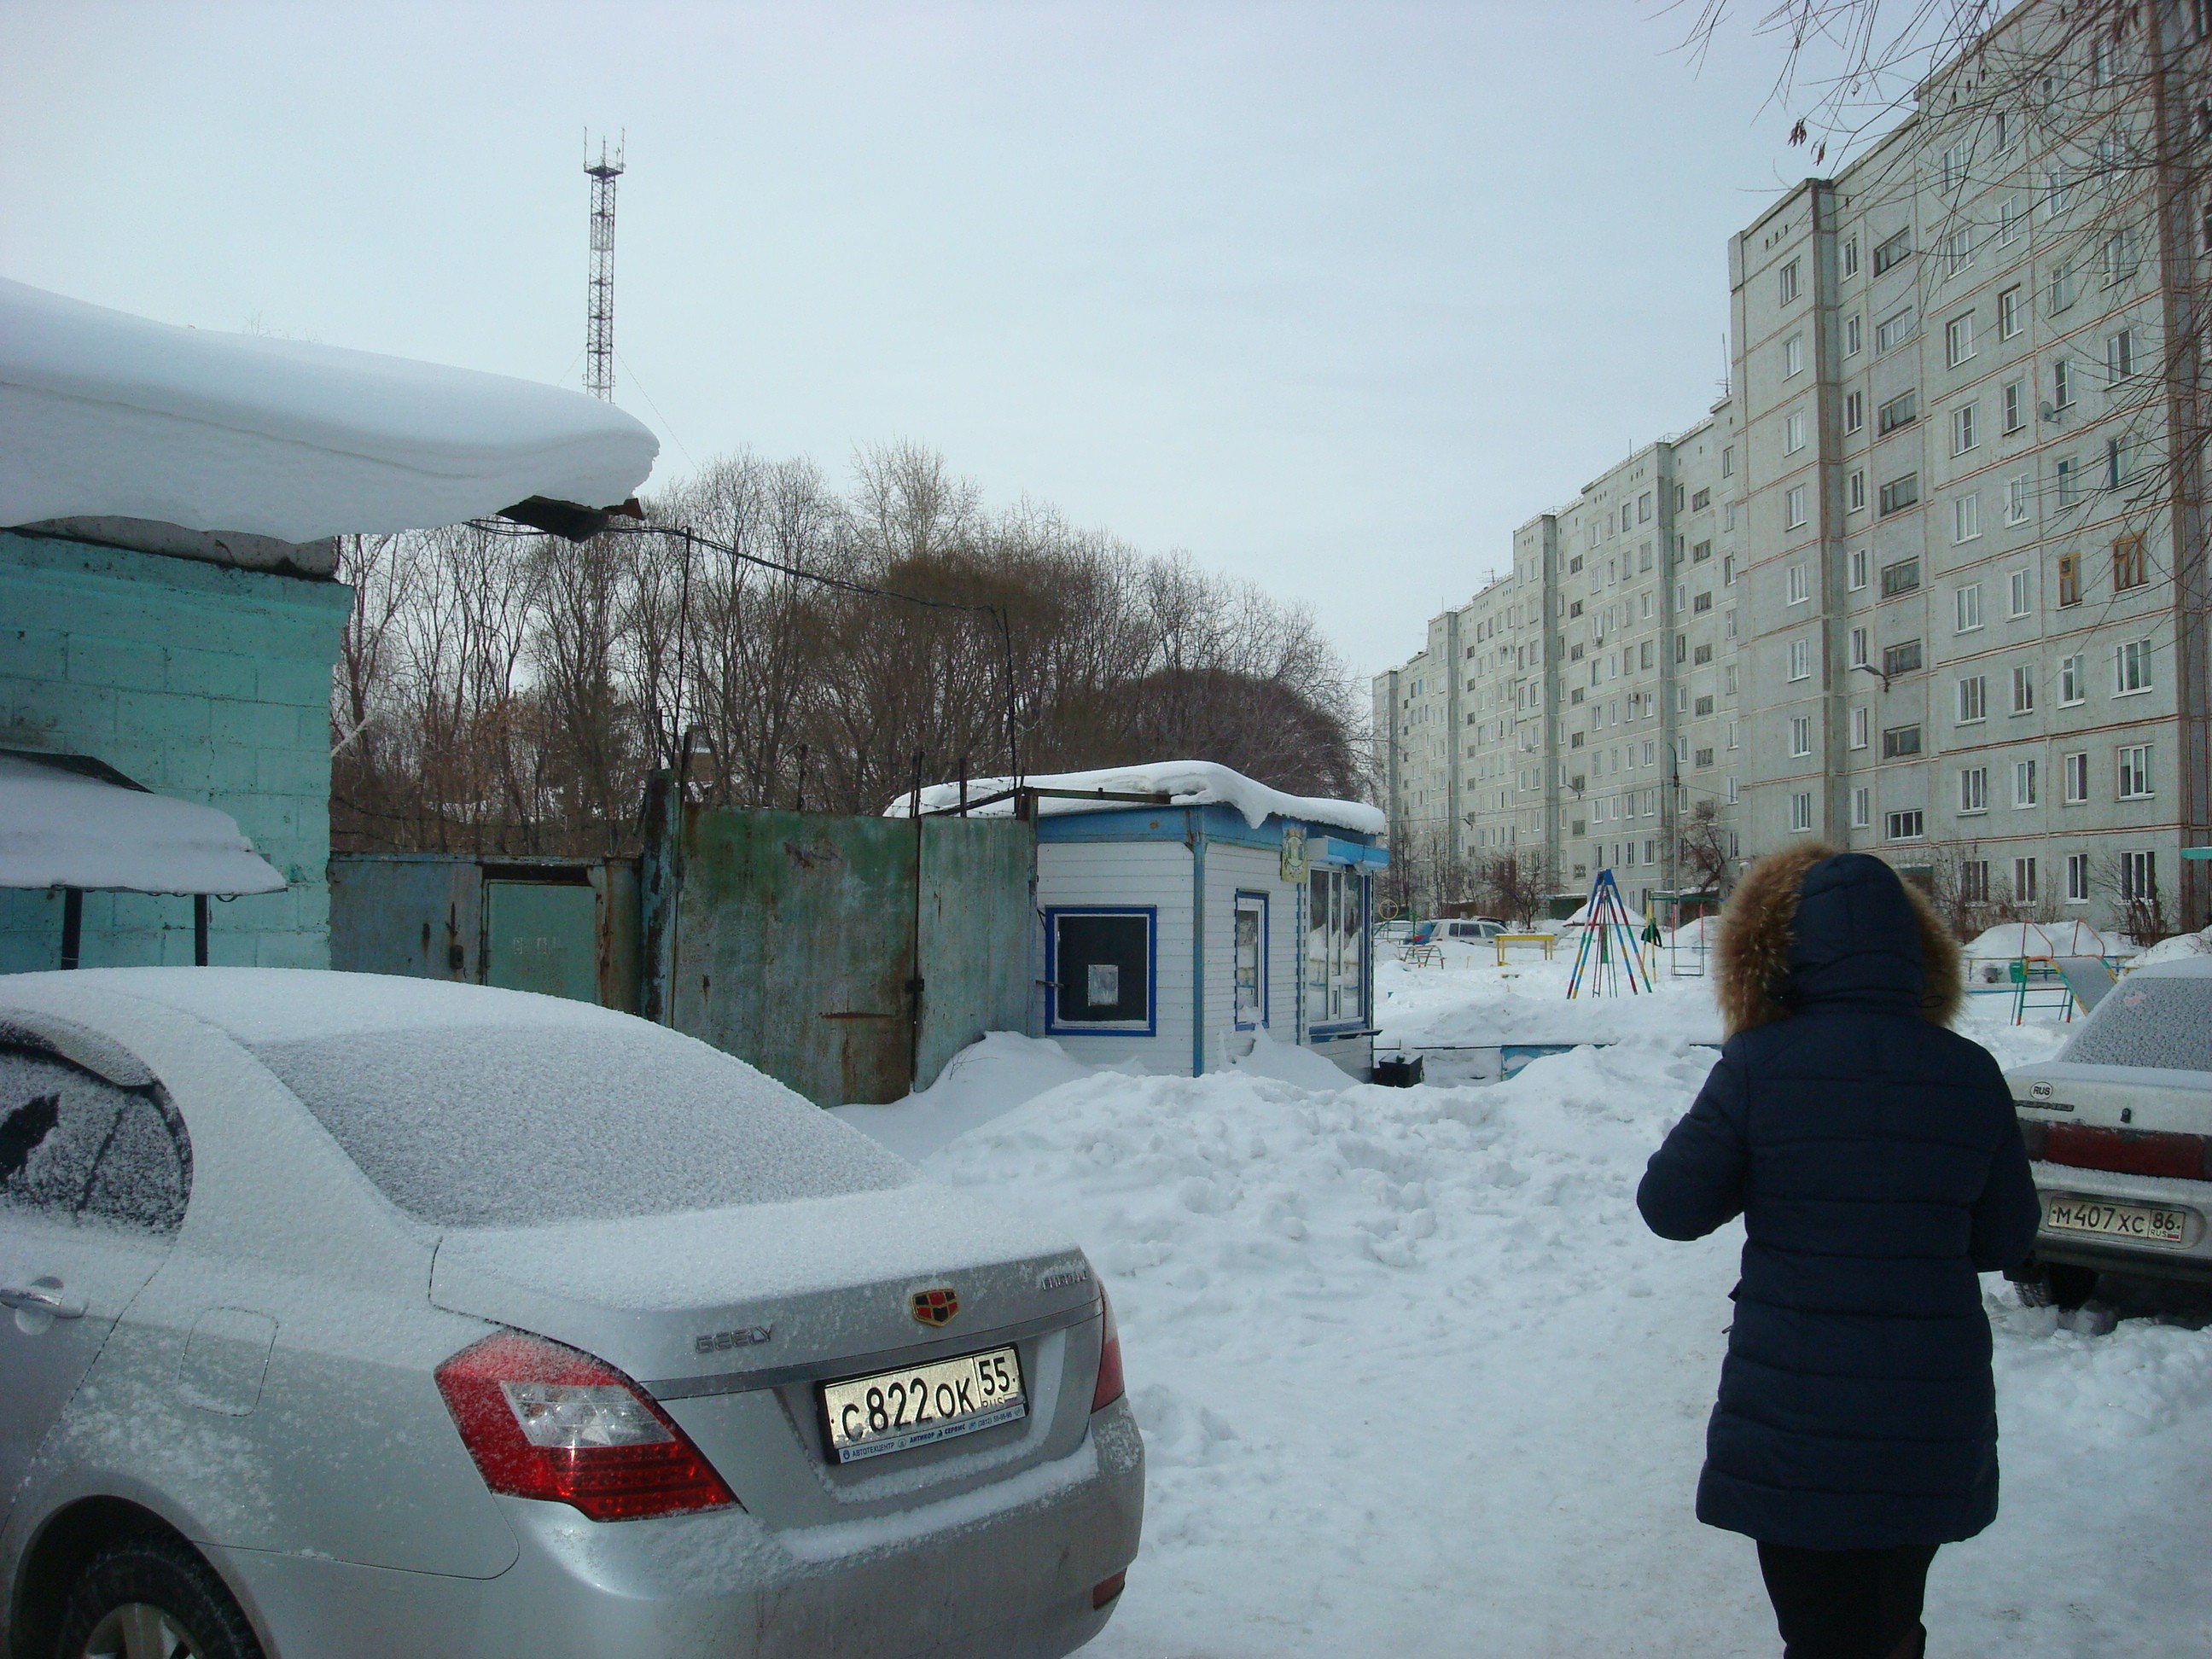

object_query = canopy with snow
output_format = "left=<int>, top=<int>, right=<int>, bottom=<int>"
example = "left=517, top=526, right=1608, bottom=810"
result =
left=0, top=752, right=284, bottom=896
left=885, top=761, right=1387, bottom=837
left=0, top=277, right=658, bottom=544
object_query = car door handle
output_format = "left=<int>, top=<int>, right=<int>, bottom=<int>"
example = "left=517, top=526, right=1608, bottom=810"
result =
left=0, top=1283, right=86, bottom=1318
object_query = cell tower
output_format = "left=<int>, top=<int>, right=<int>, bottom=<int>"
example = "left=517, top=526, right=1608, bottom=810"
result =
left=584, top=131, right=625, bottom=402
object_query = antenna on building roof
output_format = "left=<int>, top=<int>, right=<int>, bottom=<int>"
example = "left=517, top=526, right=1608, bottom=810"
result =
left=584, top=130, right=626, bottom=401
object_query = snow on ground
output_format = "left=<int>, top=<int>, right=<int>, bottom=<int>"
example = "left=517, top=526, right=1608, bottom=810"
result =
left=840, top=971, right=2212, bottom=1656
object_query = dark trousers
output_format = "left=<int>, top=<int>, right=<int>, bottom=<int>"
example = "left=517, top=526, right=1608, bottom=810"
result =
left=1756, top=1542, right=1937, bottom=1659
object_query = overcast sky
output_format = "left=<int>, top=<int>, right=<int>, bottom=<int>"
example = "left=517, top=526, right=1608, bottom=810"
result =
left=5, top=3, right=1841, bottom=676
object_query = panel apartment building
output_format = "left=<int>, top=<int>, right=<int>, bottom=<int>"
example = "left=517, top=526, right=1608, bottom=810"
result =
left=1379, top=0, right=2212, bottom=934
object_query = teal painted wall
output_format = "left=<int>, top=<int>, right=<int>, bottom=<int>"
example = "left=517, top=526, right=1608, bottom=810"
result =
left=0, top=530, right=352, bottom=972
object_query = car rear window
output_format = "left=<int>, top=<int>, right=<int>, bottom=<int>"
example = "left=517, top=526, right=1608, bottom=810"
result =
left=2061, top=978, right=2212, bottom=1072
left=249, top=1025, right=913, bottom=1228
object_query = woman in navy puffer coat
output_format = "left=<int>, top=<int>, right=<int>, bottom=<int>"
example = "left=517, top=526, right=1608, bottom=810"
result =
left=1639, top=848, right=2039, bottom=1659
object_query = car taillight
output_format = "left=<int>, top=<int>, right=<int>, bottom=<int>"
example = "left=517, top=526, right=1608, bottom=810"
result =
left=1091, top=1287, right=1125, bottom=1413
left=435, top=1330, right=737, bottom=1522
left=2034, top=1121, right=2212, bottom=1181
left=1091, top=1569, right=1127, bottom=1609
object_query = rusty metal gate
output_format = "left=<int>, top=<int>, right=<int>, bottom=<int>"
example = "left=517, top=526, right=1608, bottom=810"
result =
left=653, top=806, right=1034, bottom=1107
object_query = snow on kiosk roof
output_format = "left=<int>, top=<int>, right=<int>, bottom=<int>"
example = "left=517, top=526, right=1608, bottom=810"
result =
left=0, top=277, right=658, bottom=544
left=886, top=761, right=1386, bottom=837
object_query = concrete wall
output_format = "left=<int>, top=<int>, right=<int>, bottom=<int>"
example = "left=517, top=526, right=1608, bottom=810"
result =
left=0, top=530, right=352, bottom=972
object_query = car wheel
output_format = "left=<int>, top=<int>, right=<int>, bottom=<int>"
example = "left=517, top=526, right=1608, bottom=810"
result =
left=54, top=1533, right=265, bottom=1659
left=2046, top=1264, right=2100, bottom=1312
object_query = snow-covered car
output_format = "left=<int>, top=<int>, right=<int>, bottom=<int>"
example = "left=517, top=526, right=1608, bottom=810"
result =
left=1410, top=918, right=1505, bottom=946
left=0, top=969, right=1140, bottom=1659
left=2005, top=957, right=2212, bottom=1306
left=1374, top=918, right=1416, bottom=946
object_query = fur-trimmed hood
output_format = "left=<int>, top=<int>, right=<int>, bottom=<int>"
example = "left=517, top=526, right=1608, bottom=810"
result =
left=1713, top=846, right=1964, bottom=1036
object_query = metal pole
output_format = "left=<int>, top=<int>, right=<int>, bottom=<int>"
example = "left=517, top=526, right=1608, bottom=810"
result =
left=907, top=751, right=927, bottom=1087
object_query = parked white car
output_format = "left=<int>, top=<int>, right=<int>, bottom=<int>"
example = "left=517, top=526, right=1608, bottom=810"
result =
left=2005, top=956, right=2212, bottom=1307
left=0, top=969, right=1141, bottom=1659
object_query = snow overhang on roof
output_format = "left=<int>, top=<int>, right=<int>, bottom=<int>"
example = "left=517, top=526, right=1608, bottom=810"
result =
left=885, top=760, right=1388, bottom=837
left=0, top=751, right=286, bottom=896
left=0, top=277, right=658, bottom=547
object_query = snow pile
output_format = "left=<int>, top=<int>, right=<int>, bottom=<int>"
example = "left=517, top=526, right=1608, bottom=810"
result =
left=835, top=1032, right=1106, bottom=1163
left=0, top=753, right=284, bottom=894
left=0, top=276, right=657, bottom=542
left=1964, top=919, right=2128, bottom=960
left=2129, top=927, right=2212, bottom=968
left=843, top=1030, right=2212, bottom=1654
left=883, top=760, right=1385, bottom=836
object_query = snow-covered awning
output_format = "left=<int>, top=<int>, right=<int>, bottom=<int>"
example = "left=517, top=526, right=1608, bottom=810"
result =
left=0, top=752, right=286, bottom=895
left=0, top=277, right=658, bottom=544
left=885, top=760, right=1387, bottom=837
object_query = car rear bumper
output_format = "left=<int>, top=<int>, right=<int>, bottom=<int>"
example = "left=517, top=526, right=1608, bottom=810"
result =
left=216, top=1403, right=1144, bottom=1659
left=2028, top=1161, right=2212, bottom=1282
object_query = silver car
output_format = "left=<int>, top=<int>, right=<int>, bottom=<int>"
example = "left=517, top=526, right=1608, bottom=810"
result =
left=0, top=969, right=1141, bottom=1658
left=2005, top=956, right=2212, bottom=1307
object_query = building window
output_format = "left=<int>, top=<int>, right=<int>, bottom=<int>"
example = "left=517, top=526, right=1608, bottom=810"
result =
left=2060, top=652, right=2085, bottom=704
left=2011, top=665, right=2034, bottom=713
left=1945, top=224, right=1973, bottom=276
left=2113, top=534, right=2148, bottom=591
left=1852, top=786, right=1871, bottom=828
left=1879, top=474, right=1920, bottom=515
left=2066, top=852, right=2092, bottom=901
left=2013, top=857, right=2037, bottom=903
left=1789, top=640, right=1811, bottom=681
left=2008, top=568, right=2032, bottom=616
left=1954, top=583, right=1983, bottom=632
left=1886, top=809, right=1926, bottom=841
left=1959, top=767, right=1988, bottom=814
left=2122, top=850, right=2157, bottom=903
left=2118, top=744, right=2155, bottom=800
left=1790, top=714, right=1813, bottom=755
left=1882, top=723, right=1924, bottom=759
left=1845, top=390, right=1864, bottom=434
left=2103, top=228, right=2139, bottom=286
left=1786, top=485, right=1809, bottom=529
left=2114, top=637, right=2153, bottom=695
left=1940, top=144, right=1967, bottom=194
left=1998, top=285, right=2022, bottom=339
left=1845, top=314, right=1862, bottom=356
left=1788, top=563, right=1811, bottom=605
left=1784, top=334, right=1804, bottom=376
left=2063, top=750, right=2090, bottom=803
left=2015, top=760, right=2039, bottom=807
left=2050, top=259, right=2078, bottom=311
left=1691, top=487, right=1711, bottom=511
left=1842, top=236, right=1860, bottom=277
left=1945, top=312, right=1976, bottom=367
left=1307, top=866, right=1368, bottom=1027
left=2005, top=474, right=2031, bottom=526
left=1876, top=306, right=1915, bottom=352
left=1952, top=403, right=1977, bottom=455
left=2056, top=456, right=2081, bottom=509
left=1877, top=390, right=1918, bottom=434
left=1953, top=495, right=1982, bottom=544
left=1959, top=859, right=1991, bottom=904
left=2053, top=358, right=2074, bottom=410
left=1693, top=591, right=1713, bottom=614
left=1881, top=556, right=1921, bottom=597
left=1957, top=675, right=1987, bottom=723
left=2107, top=328, right=2136, bottom=382
left=2058, top=552, right=2082, bottom=608
left=1049, top=910, right=1157, bottom=1032
left=1850, top=704, right=1870, bottom=748
left=1883, top=643, right=1924, bottom=680
left=1848, top=548, right=1868, bottom=591
left=1848, top=469, right=1866, bottom=511
left=1872, top=227, right=1912, bottom=276
left=1779, top=259, right=1801, bottom=305
left=1850, top=627, right=1869, bottom=668
left=1720, top=445, right=1734, bottom=477
left=1790, top=791, right=1814, bottom=833
left=1785, top=410, right=1807, bottom=452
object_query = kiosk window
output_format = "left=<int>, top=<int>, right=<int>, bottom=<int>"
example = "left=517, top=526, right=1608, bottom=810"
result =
left=1053, top=912, right=1152, bottom=1027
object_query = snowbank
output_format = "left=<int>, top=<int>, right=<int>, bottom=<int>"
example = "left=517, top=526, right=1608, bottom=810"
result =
left=2130, top=927, right=2212, bottom=968
left=883, top=760, right=1385, bottom=836
left=0, top=276, right=657, bottom=542
left=0, top=753, right=284, bottom=894
left=838, top=1022, right=2211, bottom=1655
left=1963, top=919, right=2127, bottom=959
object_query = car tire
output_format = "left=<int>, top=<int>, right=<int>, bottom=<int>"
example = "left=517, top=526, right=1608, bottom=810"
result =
left=2046, top=1264, right=2100, bottom=1311
left=53, top=1532, right=265, bottom=1659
